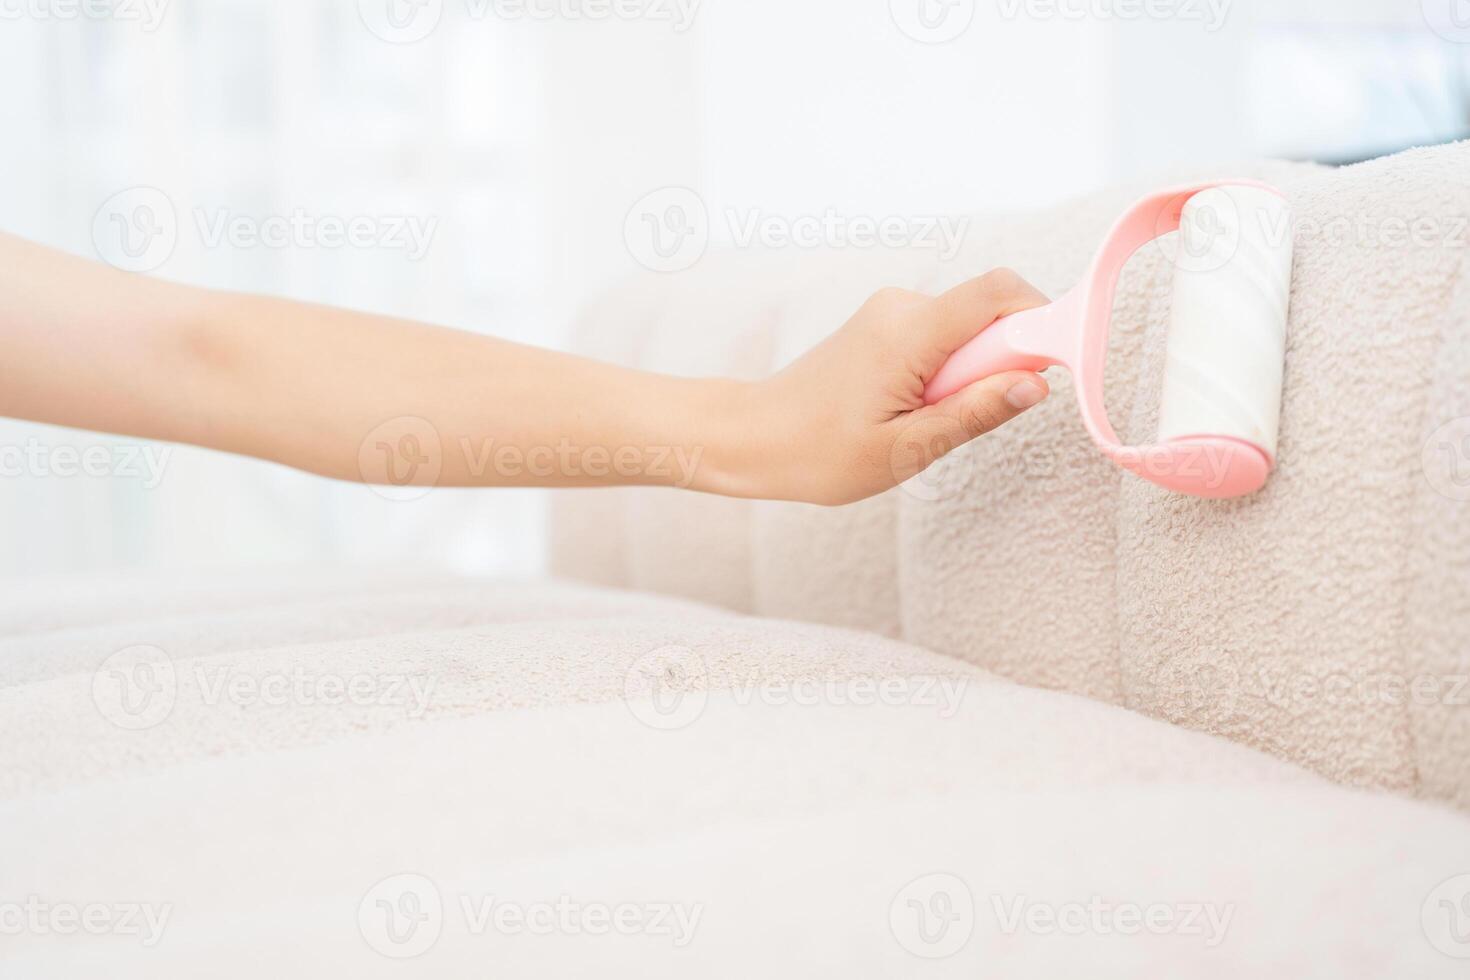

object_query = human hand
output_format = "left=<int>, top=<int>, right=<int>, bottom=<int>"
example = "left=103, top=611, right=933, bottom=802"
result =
left=738, top=269, right=1051, bottom=506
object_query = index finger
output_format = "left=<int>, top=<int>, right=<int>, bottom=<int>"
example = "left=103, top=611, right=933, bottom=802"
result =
left=932, top=267, right=1050, bottom=352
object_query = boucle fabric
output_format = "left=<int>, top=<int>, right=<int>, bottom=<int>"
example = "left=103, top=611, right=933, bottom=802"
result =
left=3, top=571, right=1468, bottom=976
left=550, top=142, right=1470, bottom=810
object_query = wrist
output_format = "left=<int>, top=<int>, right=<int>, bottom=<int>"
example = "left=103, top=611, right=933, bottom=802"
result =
left=677, top=377, right=780, bottom=499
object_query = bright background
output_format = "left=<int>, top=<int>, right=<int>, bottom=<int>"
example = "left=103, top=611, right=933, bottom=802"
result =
left=1, top=0, right=1466, bottom=577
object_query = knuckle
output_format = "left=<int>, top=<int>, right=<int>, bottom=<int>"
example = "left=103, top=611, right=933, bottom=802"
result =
left=864, top=287, right=936, bottom=345
left=981, top=266, right=1023, bottom=294
left=866, top=286, right=921, bottom=315
left=959, top=399, right=1008, bottom=437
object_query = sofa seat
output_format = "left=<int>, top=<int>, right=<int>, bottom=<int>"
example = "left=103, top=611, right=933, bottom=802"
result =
left=3, top=571, right=1466, bottom=977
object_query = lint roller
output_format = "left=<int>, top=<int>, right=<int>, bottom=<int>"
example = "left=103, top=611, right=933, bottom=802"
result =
left=924, top=180, right=1293, bottom=499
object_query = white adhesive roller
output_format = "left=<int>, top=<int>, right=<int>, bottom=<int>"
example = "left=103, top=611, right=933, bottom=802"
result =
left=924, top=179, right=1294, bottom=498
left=1158, top=186, right=1294, bottom=460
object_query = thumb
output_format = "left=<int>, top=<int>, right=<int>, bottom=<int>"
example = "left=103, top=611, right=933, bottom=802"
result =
left=892, top=370, right=1049, bottom=477
left=931, top=369, right=1048, bottom=438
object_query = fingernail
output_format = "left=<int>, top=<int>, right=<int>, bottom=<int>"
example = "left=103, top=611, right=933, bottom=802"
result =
left=1006, top=379, right=1047, bottom=410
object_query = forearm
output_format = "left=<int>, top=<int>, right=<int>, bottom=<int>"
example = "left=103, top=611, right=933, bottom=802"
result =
left=0, top=234, right=766, bottom=495
left=200, top=292, right=773, bottom=494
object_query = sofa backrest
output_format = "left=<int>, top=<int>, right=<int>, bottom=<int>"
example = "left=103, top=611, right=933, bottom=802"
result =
left=550, top=142, right=1470, bottom=812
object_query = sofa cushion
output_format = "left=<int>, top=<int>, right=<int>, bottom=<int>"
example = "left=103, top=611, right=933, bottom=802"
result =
left=2, top=573, right=1467, bottom=976
left=905, top=144, right=1470, bottom=808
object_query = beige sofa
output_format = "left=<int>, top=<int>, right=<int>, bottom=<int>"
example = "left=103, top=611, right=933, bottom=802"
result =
left=4, top=142, right=1469, bottom=977
left=554, top=140, right=1470, bottom=813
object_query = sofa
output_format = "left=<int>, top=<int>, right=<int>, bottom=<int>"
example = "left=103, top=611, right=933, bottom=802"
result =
left=4, top=141, right=1469, bottom=977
